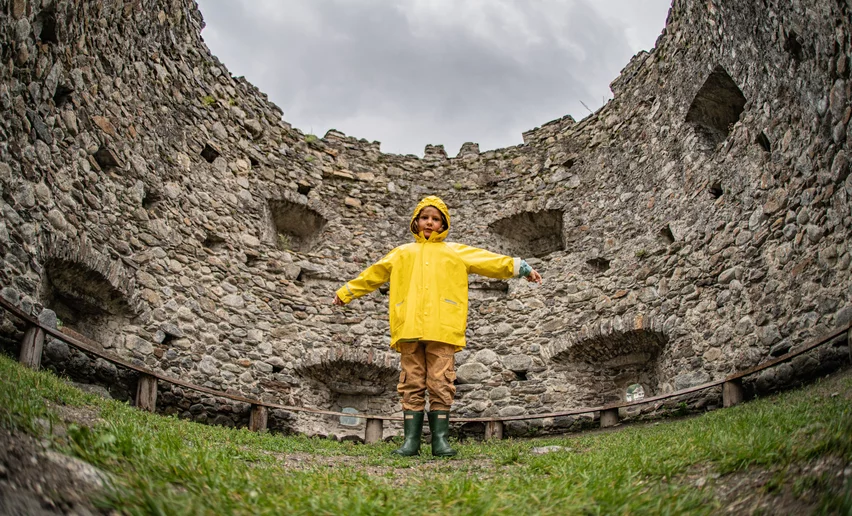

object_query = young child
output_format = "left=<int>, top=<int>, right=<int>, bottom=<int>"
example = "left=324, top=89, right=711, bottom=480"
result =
left=333, top=196, right=542, bottom=456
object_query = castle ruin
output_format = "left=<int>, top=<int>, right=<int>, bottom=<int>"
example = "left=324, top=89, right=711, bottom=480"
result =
left=0, top=0, right=850, bottom=437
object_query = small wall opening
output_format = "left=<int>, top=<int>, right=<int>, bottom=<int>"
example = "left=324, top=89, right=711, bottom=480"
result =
left=202, top=233, right=227, bottom=252
left=784, top=30, right=804, bottom=61
left=35, top=7, right=59, bottom=44
left=53, top=85, right=74, bottom=108
left=586, top=257, right=611, bottom=273
left=489, top=210, right=564, bottom=257
left=756, top=132, right=771, bottom=152
left=201, top=143, right=220, bottom=163
left=709, top=182, right=724, bottom=199
left=339, top=407, right=361, bottom=427
left=685, top=66, right=746, bottom=149
left=267, top=199, right=328, bottom=253
left=142, top=189, right=163, bottom=213
left=658, top=225, right=675, bottom=245
left=626, top=383, right=645, bottom=402
left=297, top=182, right=312, bottom=196
left=94, top=146, right=123, bottom=171
left=244, top=251, right=260, bottom=268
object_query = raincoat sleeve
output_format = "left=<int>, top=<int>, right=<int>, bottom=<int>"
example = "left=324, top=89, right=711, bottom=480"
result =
left=335, top=247, right=399, bottom=304
left=448, top=243, right=521, bottom=279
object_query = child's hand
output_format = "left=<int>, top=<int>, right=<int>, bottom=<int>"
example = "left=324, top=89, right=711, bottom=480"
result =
left=526, top=269, right=542, bottom=284
left=332, top=295, right=344, bottom=306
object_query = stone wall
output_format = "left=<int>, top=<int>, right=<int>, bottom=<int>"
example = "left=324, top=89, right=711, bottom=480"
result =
left=0, top=0, right=850, bottom=438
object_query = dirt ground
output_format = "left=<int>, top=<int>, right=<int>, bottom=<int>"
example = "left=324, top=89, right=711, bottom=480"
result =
left=263, top=448, right=500, bottom=485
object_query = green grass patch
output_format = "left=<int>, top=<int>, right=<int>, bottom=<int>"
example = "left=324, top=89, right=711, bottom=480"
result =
left=1, top=354, right=850, bottom=515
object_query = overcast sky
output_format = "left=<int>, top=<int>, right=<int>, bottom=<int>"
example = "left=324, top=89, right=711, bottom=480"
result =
left=195, top=0, right=671, bottom=157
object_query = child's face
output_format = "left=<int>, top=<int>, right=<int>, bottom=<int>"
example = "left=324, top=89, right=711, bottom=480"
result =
left=416, top=206, right=444, bottom=239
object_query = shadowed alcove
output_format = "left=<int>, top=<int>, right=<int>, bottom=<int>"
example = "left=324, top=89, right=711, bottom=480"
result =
left=37, top=235, right=139, bottom=353
left=264, top=198, right=328, bottom=252
left=293, top=347, right=400, bottom=433
left=543, top=314, right=669, bottom=405
left=489, top=209, right=565, bottom=257
left=684, top=65, right=746, bottom=150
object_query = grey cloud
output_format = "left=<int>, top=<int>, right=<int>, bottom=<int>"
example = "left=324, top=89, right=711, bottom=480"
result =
left=196, top=0, right=667, bottom=155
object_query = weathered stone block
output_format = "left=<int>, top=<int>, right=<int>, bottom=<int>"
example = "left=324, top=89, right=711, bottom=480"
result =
left=502, top=354, right=532, bottom=372
left=474, top=349, right=499, bottom=365
left=456, top=363, right=490, bottom=384
left=498, top=405, right=526, bottom=417
left=673, top=371, right=711, bottom=391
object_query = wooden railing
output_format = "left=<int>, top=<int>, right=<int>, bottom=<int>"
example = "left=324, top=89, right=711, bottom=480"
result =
left=2, top=295, right=849, bottom=443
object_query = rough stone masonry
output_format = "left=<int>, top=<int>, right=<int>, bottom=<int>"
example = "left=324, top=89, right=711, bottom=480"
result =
left=0, top=0, right=850, bottom=438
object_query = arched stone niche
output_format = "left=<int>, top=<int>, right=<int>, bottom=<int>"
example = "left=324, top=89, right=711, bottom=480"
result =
left=293, top=347, right=400, bottom=425
left=684, top=65, right=746, bottom=151
left=489, top=209, right=565, bottom=257
left=263, top=196, right=329, bottom=252
left=295, top=347, right=399, bottom=394
left=38, top=237, right=138, bottom=351
left=543, top=314, right=668, bottom=405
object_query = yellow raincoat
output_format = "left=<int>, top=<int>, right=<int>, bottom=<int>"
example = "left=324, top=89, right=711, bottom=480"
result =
left=335, top=196, right=522, bottom=351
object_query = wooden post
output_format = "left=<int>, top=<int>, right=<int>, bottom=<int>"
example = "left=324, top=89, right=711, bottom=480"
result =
left=365, top=418, right=383, bottom=444
left=723, top=379, right=744, bottom=408
left=485, top=420, right=504, bottom=440
left=19, top=326, right=45, bottom=370
left=249, top=404, right=268, bottom=432
left=135, top=374, right=158, bottom=412
left=600, top=408, right=619, bottom=428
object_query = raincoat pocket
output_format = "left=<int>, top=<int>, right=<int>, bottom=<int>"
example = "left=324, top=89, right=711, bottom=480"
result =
left=439, top=297, right=465, bottom=341
left=391, top=299, right=406, bottom=332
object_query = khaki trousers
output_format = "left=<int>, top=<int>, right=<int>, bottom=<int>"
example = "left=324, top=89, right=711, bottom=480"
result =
left=397, top=340, right=457, bottom=412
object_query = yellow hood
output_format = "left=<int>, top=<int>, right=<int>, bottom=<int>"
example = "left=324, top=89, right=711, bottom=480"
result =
left=410, top=196, right=450, bottom=242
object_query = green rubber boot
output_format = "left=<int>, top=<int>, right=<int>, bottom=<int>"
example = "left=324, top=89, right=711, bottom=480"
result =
left=392, top=411, right=424, bottom=456
left=428, top=410, right=457, bottom=457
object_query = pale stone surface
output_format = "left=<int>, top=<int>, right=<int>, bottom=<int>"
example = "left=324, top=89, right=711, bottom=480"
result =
left=474, top=349, right=499, bottom=365
left=502, top=354, right=532, bottom=372
left=456, top=363, right=490, bottom=384
left=531, top=446, right=568, bottom=455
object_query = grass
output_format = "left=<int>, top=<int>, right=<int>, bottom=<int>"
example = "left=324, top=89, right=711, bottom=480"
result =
left=1, top=353, right=851, bottom=515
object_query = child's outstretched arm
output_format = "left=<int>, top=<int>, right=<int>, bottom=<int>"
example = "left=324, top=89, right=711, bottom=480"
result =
left=333, top=248, right=399, bottom=305
left=448, top=243, right=542, bottom=283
